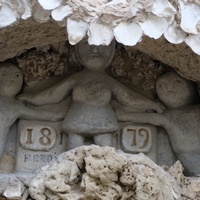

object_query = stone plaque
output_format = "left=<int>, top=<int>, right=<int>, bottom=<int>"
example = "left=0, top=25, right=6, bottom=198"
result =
left=20, top=126, right=57, bottom=151
left=15, top=120, right=68, bottom=173
left=121, top=125, right=152, bottom=153
left=119, top=123, right=157, bottom=162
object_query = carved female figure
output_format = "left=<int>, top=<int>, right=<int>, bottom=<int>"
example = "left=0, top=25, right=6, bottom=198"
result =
left=19, top=40, right=164, bottom=149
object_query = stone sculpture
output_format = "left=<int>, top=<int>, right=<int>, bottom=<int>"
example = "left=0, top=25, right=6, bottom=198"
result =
left=18, top=40, right=164, bottom=149
left=0, top=62, right=65, bottom=167
left=117, top=72, right=200, bottom=176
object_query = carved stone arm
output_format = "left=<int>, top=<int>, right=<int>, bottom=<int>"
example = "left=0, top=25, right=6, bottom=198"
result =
left=18, top=101, right=66, bottom=122
left=112, top=81, right=165, bottom=113
left=116, top=109, right=167, bottom=127
left=17, top=77, right=76, bottom=106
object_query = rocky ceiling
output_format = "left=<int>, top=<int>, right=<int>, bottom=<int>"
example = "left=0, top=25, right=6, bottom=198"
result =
left=1, top=0, right=200, bottom=82
left=1, top=18, right=200, bottom=83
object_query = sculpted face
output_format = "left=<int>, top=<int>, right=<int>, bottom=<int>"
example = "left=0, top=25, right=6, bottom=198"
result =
left=0, top=63, right=23, bottom=97
left=75, top=39, right=115, bottom=70
left=156, top=72, right=195, bottom=108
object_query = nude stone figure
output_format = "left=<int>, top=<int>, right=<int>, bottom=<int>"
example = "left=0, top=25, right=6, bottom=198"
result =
left=0, top=62, right=65, bottom=160
left=18, top=40, right=164, bottom=149
left=117, top=72, right=200, bottom=176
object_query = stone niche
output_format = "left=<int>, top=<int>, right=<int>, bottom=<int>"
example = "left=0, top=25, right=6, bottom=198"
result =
left=0, top=40, right=200, bottom=200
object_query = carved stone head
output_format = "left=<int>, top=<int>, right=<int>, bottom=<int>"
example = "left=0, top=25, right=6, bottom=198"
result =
left=156, top=72, right=195, bottom=108
left=75, top=39, right=115, bottom=70
left=0, top=63, right=23, bottom=97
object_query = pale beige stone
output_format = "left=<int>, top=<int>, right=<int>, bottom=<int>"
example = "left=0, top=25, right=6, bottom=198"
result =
left=26, top=146, right=192, bottom=200
left=0, top=146, right=200, bottom=199
left=0, top=151, right=15, bottom=174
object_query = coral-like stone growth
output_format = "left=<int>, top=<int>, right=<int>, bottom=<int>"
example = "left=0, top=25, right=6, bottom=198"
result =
left=1, top=146, right=200, bottom=199
left=17, top=49, right=65, bottom=83
left=28, top=145, right=200, bottom=200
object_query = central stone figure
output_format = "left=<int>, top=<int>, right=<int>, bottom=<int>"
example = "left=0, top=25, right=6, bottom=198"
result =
left=19, top=40, right=164, bottom=149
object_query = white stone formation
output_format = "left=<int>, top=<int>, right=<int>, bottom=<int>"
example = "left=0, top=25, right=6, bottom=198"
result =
left=1, top=145, right=200, bottom=199
left=1, top=0, right=200, bottom=55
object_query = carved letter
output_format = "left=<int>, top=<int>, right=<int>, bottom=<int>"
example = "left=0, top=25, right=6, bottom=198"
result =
left=127, top=128, right=137, bottom=146
left=24, top=154, right=31, bottom=162
left=127, top=128, right=150, bottom=148
left=139, top=128, right=149, bottom=148
left=26, top=129, right=33, bottom=144
left=39, top=128, right=51, bottom=145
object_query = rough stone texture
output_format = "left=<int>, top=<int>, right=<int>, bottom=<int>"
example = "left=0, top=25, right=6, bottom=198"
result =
left=0, top=146, right=199, bottom=199
left=0, top=18, right=67, bottom=62
left=132, top=36, right=200, bottom=82
left=17, top=49, right=65, bottom=83
left=110, top=46, right=169, bottom=93
left=8, top=145, right=200, bottom=200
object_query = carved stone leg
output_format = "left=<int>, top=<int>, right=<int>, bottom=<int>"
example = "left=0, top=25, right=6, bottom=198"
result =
left=68, top=133, right=84, bottom=149
left=0, top=131, right=8, bottom=159
left=94, top=133, right=113, bottom=147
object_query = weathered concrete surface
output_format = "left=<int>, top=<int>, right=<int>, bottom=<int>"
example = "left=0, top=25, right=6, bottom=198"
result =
left=0, top=18, right=67, bottom=62
left=0, top=18, right=200, bottom=82
left=132, top=36, right=200, bottom=82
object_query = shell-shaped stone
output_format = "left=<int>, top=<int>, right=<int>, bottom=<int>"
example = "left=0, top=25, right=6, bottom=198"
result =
left=106, top=0, right=136, bottom=18
left=38, top=0, right=63, bottom=10
left=88, top=19, right=114, bottom=45
left=20, top=0, right=32, bottom=20
left=57, top=20, right=66, bottom=27
left=32, top=2, right=51, bottom=23
left=164, top=22, right=187, bottom=44
left=152, top=0, right=176, bottom=17
left=185, top=33, right=200, bottom=55
left=113, top=21, right=142, bottom=46
left=139, top=13, right=169, bottom=39
left=107, top=0, right=128, bottom=4
left=67, top=18, right=89, bottom=45
left=179, top=0, right=200, bottom=34
left=51, top=5, right=73, bottom=21
left=0, top=2, right=17, bottom=28
left=165, top=15, right=175, bottom=24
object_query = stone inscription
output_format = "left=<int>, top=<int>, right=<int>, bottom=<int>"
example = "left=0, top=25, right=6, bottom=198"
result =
left=24, top=154, right=56, bottom=163
left=128, top=128, right=150, bottom=148
left=20, top=126, right=57, bottom=151
left=121, top=125, right=152, bottom=153
left=15, top=120, right=68, bottom=173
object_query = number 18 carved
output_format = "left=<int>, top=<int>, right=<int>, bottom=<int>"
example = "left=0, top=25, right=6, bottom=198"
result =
left=20, top=126, right=57, bottom=151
